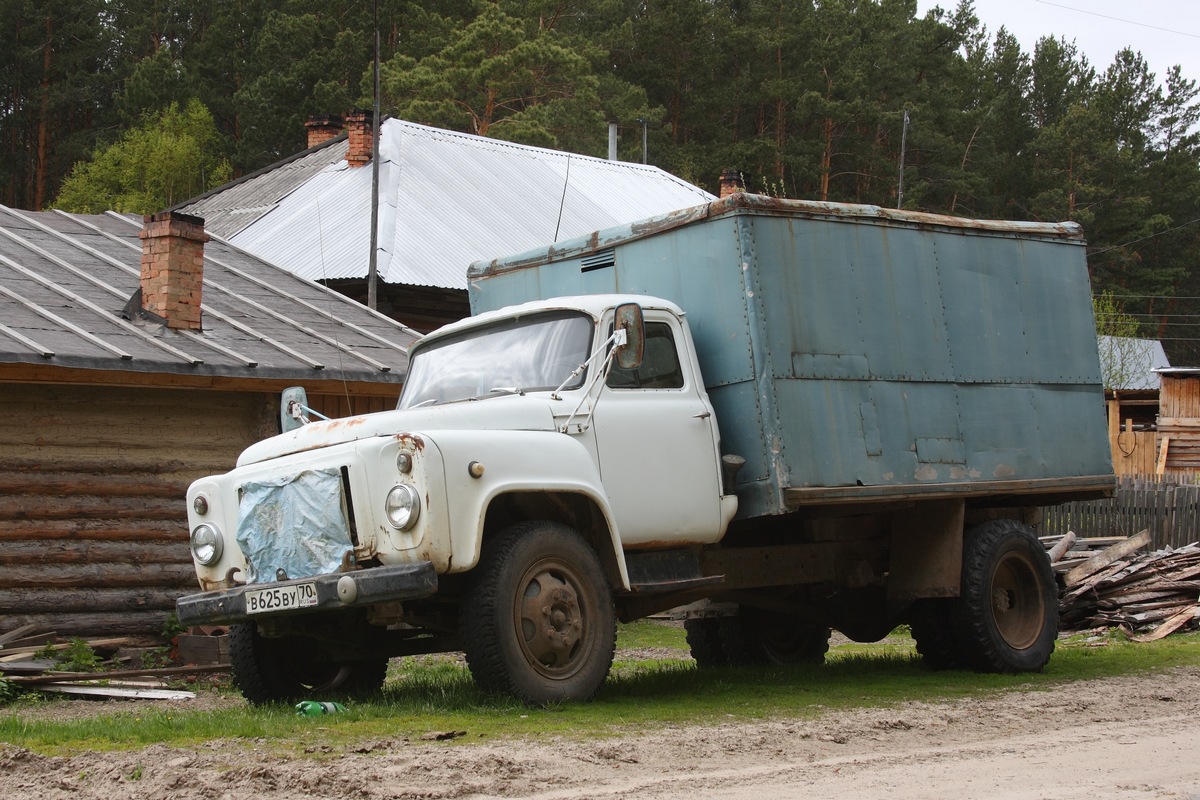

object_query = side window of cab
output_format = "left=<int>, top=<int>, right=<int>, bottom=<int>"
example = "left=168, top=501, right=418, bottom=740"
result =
left=607, top=321, right=684, bottom=389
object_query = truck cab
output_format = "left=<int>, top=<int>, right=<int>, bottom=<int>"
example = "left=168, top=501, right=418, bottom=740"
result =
left=178, top=294, right=735, bottom=704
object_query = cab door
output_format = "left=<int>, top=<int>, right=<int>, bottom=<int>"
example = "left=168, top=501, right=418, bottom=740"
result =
left=590, top=313, right=725, bottom=546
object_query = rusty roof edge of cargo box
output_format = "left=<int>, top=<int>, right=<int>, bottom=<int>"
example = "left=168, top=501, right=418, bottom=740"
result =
left=469, top=193, right=1086, bottom=280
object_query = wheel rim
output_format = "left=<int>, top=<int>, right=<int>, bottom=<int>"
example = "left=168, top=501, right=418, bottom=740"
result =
left=990, top=550, right=1045, bottom=650
left=513, top=557, right=591, bottom=680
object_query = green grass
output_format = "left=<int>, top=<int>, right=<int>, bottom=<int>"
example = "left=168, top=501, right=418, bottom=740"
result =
left=2, top=623, right=1197, bottom=756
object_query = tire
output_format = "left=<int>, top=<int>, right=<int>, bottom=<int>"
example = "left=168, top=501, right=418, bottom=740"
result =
left=723, top=607, right=829, bottom=666
left=909, top=598, right=961, bottom=671
left=460, top=521, right=616, bottom=705
left=684, top=618, right=727, bottom=667
left=953, top=519, right=1058, bottom=673
left=229, top=622, right=388, bottom=705
left=753, top=613, right=830, bottom=666
left=688, top=607, right=829, bottom=667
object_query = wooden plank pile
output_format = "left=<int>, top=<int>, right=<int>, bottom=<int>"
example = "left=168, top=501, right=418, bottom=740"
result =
left=0, top=624, right=227, bottom=699
left=1043, top=529, right=1200, bottom=641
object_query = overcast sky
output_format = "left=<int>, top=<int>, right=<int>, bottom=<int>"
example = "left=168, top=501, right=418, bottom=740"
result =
left=915, top=0, right=1200, bottom=87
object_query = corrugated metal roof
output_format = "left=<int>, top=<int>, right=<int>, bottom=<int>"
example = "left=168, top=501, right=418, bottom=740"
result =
left=181, top=141, right=348, bottom=239
left=1100, top=335, right=1171, bottom=390
left=0, top=206, right=418, bottom=382
left=178, top=119, right=715, bottom=291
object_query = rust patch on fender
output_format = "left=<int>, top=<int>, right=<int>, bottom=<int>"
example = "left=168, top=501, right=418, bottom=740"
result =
left=323, top=415, right=369, bottom=431
left=396, top=432, right=425, bottom=451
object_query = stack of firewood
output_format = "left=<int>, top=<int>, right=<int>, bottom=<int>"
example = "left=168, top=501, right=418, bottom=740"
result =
left=1043, top=529, right=1200, bottom=641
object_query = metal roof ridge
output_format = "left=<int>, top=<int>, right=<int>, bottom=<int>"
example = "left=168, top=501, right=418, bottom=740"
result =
left=388, top=118, right=668, bottom=172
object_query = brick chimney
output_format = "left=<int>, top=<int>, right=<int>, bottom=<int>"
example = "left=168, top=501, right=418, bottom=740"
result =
left=345, top=109, right=373, bottom=168
left=719, top=169, right=746, bottom=198
left=138, top=211, right=207, bottom=330
left=305, top=114, right=344, bottom=148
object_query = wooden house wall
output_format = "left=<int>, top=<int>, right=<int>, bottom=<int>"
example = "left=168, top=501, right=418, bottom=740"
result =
left=1106, top=394, right=1160, bottom=478
left=308, top=391, right=396, bottom=419
left=1157, top=376, right=1200, bottom=476
left=1110, top=429, right=1159, bottom=477
left=0, top=383, right=275, bottom=639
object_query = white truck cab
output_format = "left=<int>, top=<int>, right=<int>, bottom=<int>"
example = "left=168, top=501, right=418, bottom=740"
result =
left=179, top=294, right=735, bottom=704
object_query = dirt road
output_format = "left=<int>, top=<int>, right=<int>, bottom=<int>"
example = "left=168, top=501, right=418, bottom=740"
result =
left=3, top=666, right=1199, bottom=800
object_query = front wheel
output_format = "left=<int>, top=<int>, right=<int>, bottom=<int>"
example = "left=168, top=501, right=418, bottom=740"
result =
left=460, top=521, right=616, bottom=705
left=953, top=519, right=1058, bottom=673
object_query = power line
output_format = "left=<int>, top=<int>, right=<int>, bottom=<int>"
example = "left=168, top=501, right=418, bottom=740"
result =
left=1034, top=1, right=1200, bottom=40
left=1090, top=216, right=1200, bottom=255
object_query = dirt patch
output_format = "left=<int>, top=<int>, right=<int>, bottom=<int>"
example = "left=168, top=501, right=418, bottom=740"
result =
left=5, top=663, right=1200, bottom=800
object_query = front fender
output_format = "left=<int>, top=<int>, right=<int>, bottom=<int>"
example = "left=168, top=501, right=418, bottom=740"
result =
left=426, top=429, right=630, bottom=589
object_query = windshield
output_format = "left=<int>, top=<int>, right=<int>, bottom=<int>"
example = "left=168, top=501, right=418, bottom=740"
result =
left=398, top=312, right=595, bottom=409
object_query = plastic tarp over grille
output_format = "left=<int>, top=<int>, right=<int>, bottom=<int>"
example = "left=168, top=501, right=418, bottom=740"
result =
left=236, top=468, right=354, bottom=584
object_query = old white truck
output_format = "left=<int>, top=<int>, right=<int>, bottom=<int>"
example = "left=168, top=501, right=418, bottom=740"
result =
left=177, top=194, right=1115, bottom=705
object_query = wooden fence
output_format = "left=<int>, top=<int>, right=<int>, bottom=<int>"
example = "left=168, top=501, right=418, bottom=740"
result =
left=1042, top=476, right=1200, bottom=550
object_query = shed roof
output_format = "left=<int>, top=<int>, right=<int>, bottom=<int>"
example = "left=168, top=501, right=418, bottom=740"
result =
left=0, top=206, right=417, bottom=385
left=1099, top=335, right=1171, bottom=390
left=178, top=119, right=716, bottom=291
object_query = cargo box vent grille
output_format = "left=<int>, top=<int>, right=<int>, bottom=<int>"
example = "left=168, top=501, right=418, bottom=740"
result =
left=581, top=248, right=616, bottom=273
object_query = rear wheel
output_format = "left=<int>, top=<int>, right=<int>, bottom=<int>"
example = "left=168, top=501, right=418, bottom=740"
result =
left=461, top=521, right=616, bottom=705
left=228, top=622, right=388, bottom=705
left=953, top=519, right=1058, bottom=672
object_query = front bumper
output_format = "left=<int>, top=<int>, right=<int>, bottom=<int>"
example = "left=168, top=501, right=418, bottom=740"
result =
left=176, top=561, right=438, bottom=626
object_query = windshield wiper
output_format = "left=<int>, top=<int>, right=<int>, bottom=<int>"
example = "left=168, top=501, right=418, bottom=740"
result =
left=468, top=387, right=525, bottom=400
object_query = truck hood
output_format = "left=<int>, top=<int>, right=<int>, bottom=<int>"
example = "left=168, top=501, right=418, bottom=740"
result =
left=236, top=395, right=561, bottom=467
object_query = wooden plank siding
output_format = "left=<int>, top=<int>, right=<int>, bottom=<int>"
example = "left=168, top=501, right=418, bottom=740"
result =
left=0, top=383, right=276, bottom=638
left=1110, top=429, right=1159, bottom=477
left=1158, top=375, right=1200, bottom=477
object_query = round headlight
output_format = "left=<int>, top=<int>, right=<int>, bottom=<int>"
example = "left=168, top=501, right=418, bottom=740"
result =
left=190, top=523, right=223, bottom=566
left=385, top=483, right=421, bottom=530
left=193, top=494, right=209, bottom=516
left=396, top=452, right=413, bottom=473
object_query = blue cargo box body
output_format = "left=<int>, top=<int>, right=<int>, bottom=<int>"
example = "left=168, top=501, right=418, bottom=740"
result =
left=468, top=194, right=1115, bottom=519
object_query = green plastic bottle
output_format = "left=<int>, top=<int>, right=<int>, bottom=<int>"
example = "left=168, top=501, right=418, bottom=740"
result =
left=295, top=700, right=346, bottom=716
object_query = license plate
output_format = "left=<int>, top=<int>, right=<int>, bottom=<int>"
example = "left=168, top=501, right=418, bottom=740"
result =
left=245, top=582, right=318, bottom=615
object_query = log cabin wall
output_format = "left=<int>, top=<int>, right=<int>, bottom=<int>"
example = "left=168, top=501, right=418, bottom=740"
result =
left=307, top=391, right=397, bottom=420
left=0, top=382, right=276, bottom=639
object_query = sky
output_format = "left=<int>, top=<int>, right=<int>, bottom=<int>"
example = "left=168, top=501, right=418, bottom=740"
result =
left=914, top=0, right=1200, bottom=87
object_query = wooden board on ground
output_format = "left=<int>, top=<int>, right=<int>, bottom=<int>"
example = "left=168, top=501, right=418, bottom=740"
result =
left=1063, top=530, right=1153, bottom=587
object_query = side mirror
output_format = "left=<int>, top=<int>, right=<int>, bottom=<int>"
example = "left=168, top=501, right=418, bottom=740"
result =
left=614, top=303, right=645, bottom=370
left=280, top=386, right=310, bottom=432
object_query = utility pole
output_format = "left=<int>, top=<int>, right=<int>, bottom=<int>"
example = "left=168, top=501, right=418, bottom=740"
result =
left=637, top=118, right=648, bottom=164
left=367, top=0, right=381, bottom=311
left=896, top=109, right=909, bottom=211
